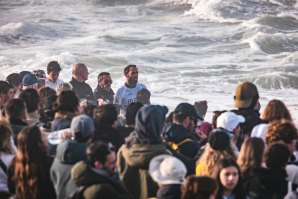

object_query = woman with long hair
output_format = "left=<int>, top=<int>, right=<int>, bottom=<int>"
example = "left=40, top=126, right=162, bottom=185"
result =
left=0, top=121, right=15, bottom=198
left=196, top=129, right=236, bottom=177
left=8, top=125, right=56, bottom=199
left=251, top=99, right=292, bottom=140
left=237, top=137, right=265, bottom=181
left=214, top=158, right=247, bottom=199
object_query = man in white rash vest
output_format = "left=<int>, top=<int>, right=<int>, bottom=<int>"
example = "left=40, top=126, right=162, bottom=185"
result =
left=114, top=64, right=147, bottom=114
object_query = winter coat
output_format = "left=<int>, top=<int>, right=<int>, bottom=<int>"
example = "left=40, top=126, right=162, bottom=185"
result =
left=71, top=161, right=132, bottom=199
left=243, top=167, right=288, bottom=199
left=70, top=77, right=94, bottom=101
left=163, top=123, right=200, bottom=159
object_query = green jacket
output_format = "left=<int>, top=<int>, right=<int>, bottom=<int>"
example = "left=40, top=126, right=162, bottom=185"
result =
left=117, top=143, right=168, bottom=199
left=71, top=161, right=132, bottom=199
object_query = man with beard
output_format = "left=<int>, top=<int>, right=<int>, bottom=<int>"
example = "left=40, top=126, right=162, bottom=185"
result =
left=114, top=65, right=147, bottom=113
left=93, top=72, right=114, bottom=105
left=71, top=141, right=131, bottom=199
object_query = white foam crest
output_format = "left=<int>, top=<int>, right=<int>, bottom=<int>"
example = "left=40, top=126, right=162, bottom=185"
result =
left=184, top=0, right=242, bottom=23
left=147, top=0, right=193, bottom=6
left=0, top=21, right=56, bottom=38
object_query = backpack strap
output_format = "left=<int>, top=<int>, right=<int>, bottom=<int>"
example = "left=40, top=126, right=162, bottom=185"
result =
left=168, top=138, right=195, bottom=151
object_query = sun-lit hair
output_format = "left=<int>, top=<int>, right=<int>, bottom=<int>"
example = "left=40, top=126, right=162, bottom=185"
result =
left=237, top=137, right=265, bottom=179
left=197, top=144, right=236, bottom=176
left=15, top=125, right=48, bottom=199
left=261, top=99, right=292, bottom=122
left=266, top=119, right=298, bottom=145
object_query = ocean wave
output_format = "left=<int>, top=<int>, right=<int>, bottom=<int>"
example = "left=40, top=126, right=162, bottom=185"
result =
left=243, top=32, right=298, bottom=54
left=0, top=21, right=56, bottom=44
left=184, top=0, right=295, bottom=22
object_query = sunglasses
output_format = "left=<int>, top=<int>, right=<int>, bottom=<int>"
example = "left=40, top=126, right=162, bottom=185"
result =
left=104, top=80, right=113, bottom=84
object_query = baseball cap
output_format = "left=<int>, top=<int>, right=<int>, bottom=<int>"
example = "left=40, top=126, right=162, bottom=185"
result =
left=149, top=155, right=187, bottom=185
left=217, top=111, right=245, bottom=132
left=22, top=73, right=42, bottom=86
left=234, top=81, right=259, bottom=108
left=174, top=102, right=199, bottom=119
left=70, top=114, right=95, bottom=139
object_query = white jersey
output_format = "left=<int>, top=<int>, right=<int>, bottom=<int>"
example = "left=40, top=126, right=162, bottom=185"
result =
left=45, top=78, right=64, bottom=90
left=114, top=83, right=147, bottom=107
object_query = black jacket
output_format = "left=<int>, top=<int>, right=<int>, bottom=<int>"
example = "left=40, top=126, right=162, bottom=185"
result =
left=93, top=85, right=114, bottom=104
left=163, top=123, right=200, bottom=159
left=243, top=167, right=288, bottom=199
left=70, top=77, right=94, bottom=101
left=157, top=184, right=182, bottom=199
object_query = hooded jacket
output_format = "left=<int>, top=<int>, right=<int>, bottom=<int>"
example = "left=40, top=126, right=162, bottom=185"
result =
left=50, top=140, right=87, bottom=199
left=71, top=161, right=132, bottom=199
left=117, top=105, right=169, bottom=199
left=163, top=123, right=200, bottom=159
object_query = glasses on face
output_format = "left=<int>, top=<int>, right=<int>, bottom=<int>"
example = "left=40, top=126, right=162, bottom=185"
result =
left=104, top=80, right=113, bottom=84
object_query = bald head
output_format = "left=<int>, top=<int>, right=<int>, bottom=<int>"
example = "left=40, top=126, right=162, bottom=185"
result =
left=72, top=63, right=89, bottom=82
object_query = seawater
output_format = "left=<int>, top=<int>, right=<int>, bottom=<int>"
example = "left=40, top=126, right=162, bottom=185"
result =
left=0, top=0, right=297, bottom=123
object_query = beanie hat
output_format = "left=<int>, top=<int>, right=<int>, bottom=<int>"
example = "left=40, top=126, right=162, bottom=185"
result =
left=234, top=81, right=259, bottom=108
left=208, top=129, right=230, bottom=151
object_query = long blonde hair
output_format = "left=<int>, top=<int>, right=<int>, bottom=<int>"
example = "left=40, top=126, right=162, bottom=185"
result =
left=197, top=144, right=236, bottom=176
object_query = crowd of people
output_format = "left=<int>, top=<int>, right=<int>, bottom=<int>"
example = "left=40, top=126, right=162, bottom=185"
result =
left=0, top=60, right=297, bottom=199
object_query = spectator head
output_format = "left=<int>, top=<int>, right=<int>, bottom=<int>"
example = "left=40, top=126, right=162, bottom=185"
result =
left=19, top=71, right=31, bottom=80
left=6, top=73, right=22, bottom=93
left=85, top=141, right=116, bottom=175
left=123, top=64, right=138, bottom=86
left=18, top=88, right=39, bottom=113
left=47, top=61, right=62, bottom=83
left=4, top=98, right=27, bottom=120
left=56, top=82, right=72, bottom=95
left=217, top=111, right=245, bottom=132
left=149, top=154, right=187, bottom=185
left=181, top=176, right=217, bottom=199
left=212, top=110, right=227, bottom=129
left=261, top=99, right=292, bottom=122
left=136, top=88, right=151, bottom=105
left=0, top=121, right=15, bottom=154
left=32, top=70, right=46, bottom=88
left=97, top=72, right=112, bottom=91
left=208, top=129, right=231, bottom=151
left=38, top=86, right=56, bottom=109
left=214, top=158, right=245, bottom=199
left=173, top=102, right=199, bottom=132
left=53, top=90, right=79, bottom=113
left=125, top=102, right=143, bottom=127
left=234, top=81, right=259, bottom=109
left=71, top=63, right=88, bottom=82
left=22, top=73, right=42, bottom=90
left=93, top=104, right=118, bottom=127
left=237, top=137, right=265, bottom=176
left=266, top=120, right=298, bottom=153
left=265, top=143, right=291, bottom=170
left=128, top=105, right=168, bottom=146
left=70, top=114, right=95, bottom=143
left=0, top=80, right=14, bottom=106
